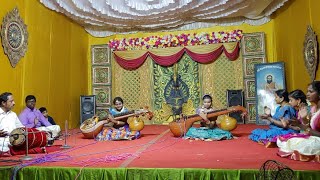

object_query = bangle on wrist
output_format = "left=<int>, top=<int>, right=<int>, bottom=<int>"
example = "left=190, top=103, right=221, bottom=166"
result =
left=117, top=121, right=120, bottom=125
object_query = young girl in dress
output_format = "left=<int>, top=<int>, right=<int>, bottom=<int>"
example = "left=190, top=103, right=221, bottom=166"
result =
left=184, top=94, right=233, bottom=141
left=287, top=89, right=308, bottom=130
left=96, top=97, right=140, bottom=141
left=249, top=89, right=297, bottom=147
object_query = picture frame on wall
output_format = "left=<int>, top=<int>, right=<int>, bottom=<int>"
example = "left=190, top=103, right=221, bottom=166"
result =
left=243, top=56, right=266, bottom=78
left=91, top=44, right=111, bottom=65
left=93, top=86, right=111, bottom=106
left=241, top=32, right=265, bottom=56
left=255, top=62, right=286, bottom=125
left=246, top=101, right=257, bottom=123
left=244, top=79, right=255, bottom=100
left=92, top=66, right=111, bottom=85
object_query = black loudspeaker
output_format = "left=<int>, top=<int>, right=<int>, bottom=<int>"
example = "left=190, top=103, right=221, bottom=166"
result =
left=227, top=90, right=244, bottom=124
left=80, top=95, right=96, bottom=124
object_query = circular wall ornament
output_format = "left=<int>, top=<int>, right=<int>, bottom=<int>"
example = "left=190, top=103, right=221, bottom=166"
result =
left=1, top=7, right=28, bottom=68
left=303, top=25, right=318, bottom=81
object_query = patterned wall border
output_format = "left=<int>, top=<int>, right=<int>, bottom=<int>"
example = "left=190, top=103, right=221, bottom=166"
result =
left=92, top=66, right=111, bottom=85
left=246, top=101, right=257, bottom=123
left=96, top=106, right=109, bottom=119
left=92, top=86, right=111, bottom=106
left=241, top=32, right=265, bottom=56
left=91, top=44, right=111, bottom=65
left=244, top=79, right=256, bottom=100
left=243, top=55, right=266, bottom=78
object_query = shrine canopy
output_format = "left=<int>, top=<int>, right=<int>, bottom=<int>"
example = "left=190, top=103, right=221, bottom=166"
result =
left=113, top=42, right=239, bottom=70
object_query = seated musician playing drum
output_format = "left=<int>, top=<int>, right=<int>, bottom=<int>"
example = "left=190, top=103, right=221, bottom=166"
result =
left=96, top=97, right=141, bottom=141
left=0, top=92, right=24, bottom=156
left=184, top=94, right=233, bottom=141
left=19, top=95, right=61, bottom=142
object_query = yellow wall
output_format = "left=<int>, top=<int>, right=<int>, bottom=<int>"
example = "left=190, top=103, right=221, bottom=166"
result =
left=272, top=0, right=320, bottom=90
left=0, top=1, right=89, bottom=128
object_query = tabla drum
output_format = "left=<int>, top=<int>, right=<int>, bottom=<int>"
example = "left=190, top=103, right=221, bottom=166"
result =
left=9, top=127, right=49, bottom=150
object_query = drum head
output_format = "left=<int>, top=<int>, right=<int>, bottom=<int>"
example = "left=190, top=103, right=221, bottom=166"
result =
left=9, top=127, right=26, bottom=146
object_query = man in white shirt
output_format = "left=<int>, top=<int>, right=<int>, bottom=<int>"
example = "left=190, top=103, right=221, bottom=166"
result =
left=0, top=92, right=24, bottom=155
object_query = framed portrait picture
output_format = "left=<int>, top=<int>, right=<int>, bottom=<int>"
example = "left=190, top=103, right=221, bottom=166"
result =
left=244, top=79, right=255, bottom=100
left=255, top=62, right=286, bottom=125
left=241, top=32, right=265, bottom=56
left=93, top=86, right=111, bottom=106
left=91, top=44, right=111, bottom=65
left=92, top=66, right=111, bottom=85
left=243, top=56, right=266, bottom=78
left=246, top=101, right=257, bottom=123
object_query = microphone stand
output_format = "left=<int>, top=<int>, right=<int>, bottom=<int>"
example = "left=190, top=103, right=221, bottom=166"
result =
left=21, top=128, right=32, bottom=161
left=61, top=120, right=71, bottom=149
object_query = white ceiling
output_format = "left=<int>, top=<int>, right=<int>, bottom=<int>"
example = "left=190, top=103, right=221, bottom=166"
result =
left=40, top=0, right=290, bottom=37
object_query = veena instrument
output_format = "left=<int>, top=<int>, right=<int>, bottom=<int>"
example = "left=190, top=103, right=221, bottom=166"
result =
left=168, top=105, right=247, bottom=137
left=80, top=108, right=152, bottom=139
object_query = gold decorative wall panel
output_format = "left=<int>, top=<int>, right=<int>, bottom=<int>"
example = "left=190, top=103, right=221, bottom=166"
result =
left=113, top=56, right=152, bottom=114
left=200, top=54, right=243, bottom=109
left=241, top=32, right=266, bottom=124
left=152, top=54, right=200, bottom=123
left=153, top=54, right=200, bottom=110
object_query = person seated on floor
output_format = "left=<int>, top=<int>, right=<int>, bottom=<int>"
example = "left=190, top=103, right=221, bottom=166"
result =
left=0, top=92, right=24, bottom=156
left=19, top=95, right=61, bottom=140
left=39, top=107, right=57, bottom=125
left=96, top=97, right=141, bottom=141
left=184, top=94, right=233, bottom=141
left=277, top=81, right=320, bottom=162
left=281, top=89, right=308, bottom=131
left=249, top=89, right=298, bottom=147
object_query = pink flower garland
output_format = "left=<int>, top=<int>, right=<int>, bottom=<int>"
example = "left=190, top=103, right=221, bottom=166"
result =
left=109, top=30, right=243, bottom=51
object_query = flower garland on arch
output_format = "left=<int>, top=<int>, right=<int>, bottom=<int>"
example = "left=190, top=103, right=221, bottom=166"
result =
left=108, top=30, right=242, bottom=51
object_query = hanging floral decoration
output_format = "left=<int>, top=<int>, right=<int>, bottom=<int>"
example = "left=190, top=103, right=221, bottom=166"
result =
left=109, top=30, right=243, bottom=51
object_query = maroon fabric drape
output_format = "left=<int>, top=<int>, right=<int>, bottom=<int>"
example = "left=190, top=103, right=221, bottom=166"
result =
left=185, top=46, right=224, bottom=64
left=223, top=43, right=240, bottom=61
left=149, top=49, right=185, bottom=66
left=113, top=42, right=240, bottom=69
left=114, top=52, right=148, bottom=70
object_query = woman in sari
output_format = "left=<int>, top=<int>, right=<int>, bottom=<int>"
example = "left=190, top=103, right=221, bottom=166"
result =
left=277, top=81, right=320, bottom=162
left=249, top=89, right=298, bottom=147
left=96, top=97, right=141, bottom=141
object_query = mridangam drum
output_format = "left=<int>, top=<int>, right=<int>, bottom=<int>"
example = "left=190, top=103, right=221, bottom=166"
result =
left=9, top=127, right=49, bottom=150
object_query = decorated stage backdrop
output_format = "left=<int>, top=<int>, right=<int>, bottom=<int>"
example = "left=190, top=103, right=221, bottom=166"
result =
left=110, top=42, right=243, bottom=124
left=89, top=31, right=271, bottom=124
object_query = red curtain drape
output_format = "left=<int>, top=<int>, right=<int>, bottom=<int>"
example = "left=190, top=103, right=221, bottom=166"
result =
left=114, top=52, right=149, bottom=70
left=114, top=42, right=240, bottom=70
left=185, top=45, right=224, bottom=64
left=149, top=49, right=185, bottom=67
